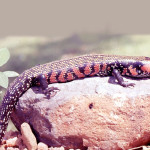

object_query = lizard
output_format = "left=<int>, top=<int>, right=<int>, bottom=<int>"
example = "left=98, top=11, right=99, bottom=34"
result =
left=0, top=54, right=150, bottom=144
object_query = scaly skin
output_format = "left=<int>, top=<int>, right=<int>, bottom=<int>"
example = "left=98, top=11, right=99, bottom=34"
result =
left=1, top=54, right=150, bottom=143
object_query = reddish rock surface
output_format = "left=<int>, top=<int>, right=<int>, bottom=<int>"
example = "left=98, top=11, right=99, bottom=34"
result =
left=37, top=142, right=48, bottom=150
left=10, top=76, right=150, bottom=149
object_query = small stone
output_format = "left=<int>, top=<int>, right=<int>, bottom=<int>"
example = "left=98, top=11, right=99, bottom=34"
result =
left=0, top=145, right=5, bottom=150
left=143, top=146, right=150, bottom=150
left=6, top=137, right=18, bottom=147
left=7, top=148, right=19, bottom=150
left=21, top=122, right=37, bottom=150
left=48, top=147, right=65, bottom=150
left=3, top=131, right=19, bottom=141
left=37, top=142, right=48, bottom=150
left=16, top=134, right=27, bottom=149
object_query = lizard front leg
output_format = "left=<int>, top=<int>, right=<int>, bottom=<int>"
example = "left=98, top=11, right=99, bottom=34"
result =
left=112, top=69, right=135, bottom=87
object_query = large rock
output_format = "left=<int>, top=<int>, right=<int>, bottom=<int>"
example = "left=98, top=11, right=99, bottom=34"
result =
left=11, top=76, right=150, bottom=150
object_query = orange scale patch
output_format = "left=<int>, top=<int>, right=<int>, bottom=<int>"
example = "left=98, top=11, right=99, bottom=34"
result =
left=122, top=68, right=127, bottom=75
left=128, top=66, right=138, bottom=76
left=141, top=64, right=150, bottom=73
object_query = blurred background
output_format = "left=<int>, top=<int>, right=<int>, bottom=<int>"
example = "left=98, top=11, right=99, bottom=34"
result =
left=0, top=0, right=150, bottom=71
left=0, top=0, right=150, bottom=130
left=0, top=1, right=150, bottom=74
left=1, top=34, right=150, bottom=74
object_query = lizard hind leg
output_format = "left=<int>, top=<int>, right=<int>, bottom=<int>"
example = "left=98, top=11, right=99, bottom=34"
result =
left=112, top=69, right=135, bottom=87
left=33, top=73, right=59, bottom=99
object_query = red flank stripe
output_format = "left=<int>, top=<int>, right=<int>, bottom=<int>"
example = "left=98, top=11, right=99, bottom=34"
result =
left=122, top=68, right=127, bottom=75
left=67, top=72, right=74, bottom=81
left=58, top=70, right=66, bottom=82
left=84, top=64, right=92, bottom=75
left=72, top=67, right=85, bottom=78
left=102, top=63, right=107, bottom=72
left=90, top=64, right=100, bottom=76
left=50, top=71, right=57, bottom=83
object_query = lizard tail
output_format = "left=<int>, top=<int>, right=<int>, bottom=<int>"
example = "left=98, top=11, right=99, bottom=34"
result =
left=0, top=101, right=12, bottom=144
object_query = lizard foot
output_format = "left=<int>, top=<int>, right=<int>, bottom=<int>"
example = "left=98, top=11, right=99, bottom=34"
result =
left=34, top=86, right=60, bottom=99
left=43, top=87, right=60, bottom=99
left=120, top=81, right=135, bottom=87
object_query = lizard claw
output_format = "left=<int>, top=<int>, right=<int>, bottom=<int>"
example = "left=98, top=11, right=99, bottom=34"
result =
left=121, top=81, right=135, bottom=88
left=43, top=87, right=60, bottom=99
